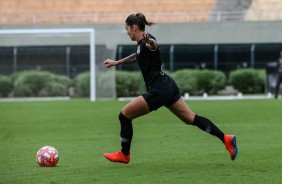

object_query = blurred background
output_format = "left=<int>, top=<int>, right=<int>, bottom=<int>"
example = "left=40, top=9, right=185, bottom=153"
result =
left=0, top=0, right=281, bottom=99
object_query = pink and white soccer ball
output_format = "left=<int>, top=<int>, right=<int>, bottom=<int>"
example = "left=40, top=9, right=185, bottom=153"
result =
left=36, top=146, right=59, bottom=167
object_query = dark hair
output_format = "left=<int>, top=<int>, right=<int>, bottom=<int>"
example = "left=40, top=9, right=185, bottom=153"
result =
left=125, top=13, right=154, bottom=31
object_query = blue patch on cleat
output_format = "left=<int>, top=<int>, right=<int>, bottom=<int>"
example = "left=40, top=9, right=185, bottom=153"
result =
left=232, top=136, right=238, bottom=160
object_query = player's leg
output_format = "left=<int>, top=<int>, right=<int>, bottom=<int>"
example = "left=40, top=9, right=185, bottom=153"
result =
left=121, top=95, right=150, bottom=120
left=280, top=77, right=282, bottom=97
left=104, top=96, right=150, bottom=163
left=168, top=97, right=237, bottom=160
left=119, top=96, right=150, bottom=155
left=275, top=76, right=282, bottom=98
left=168, top=97, right=224, bottom=142
left=275, top=77, right=280, bottom=98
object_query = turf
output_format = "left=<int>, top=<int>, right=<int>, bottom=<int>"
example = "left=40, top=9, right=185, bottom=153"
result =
left=0, top=99, right=282, bottom=183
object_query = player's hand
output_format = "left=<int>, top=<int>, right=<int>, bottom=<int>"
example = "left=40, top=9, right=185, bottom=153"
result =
left=103, top=59, right=116, bottom=68
left=142, top=32, right=150, bottom=44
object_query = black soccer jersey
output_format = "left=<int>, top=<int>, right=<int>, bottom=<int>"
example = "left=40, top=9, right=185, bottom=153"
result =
left=135, top=34, right=163, bottom=90
left=279, top=59, right=282, bottom=73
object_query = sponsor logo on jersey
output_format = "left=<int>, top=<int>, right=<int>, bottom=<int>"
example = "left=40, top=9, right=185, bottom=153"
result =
left=137, top=45, right=140, bottom=54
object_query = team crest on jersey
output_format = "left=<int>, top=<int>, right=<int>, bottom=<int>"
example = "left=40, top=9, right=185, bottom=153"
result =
left=137, top=45, right=140, bottom=54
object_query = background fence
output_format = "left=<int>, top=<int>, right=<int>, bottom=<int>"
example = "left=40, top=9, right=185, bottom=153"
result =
left=116, top=43, right=282, bottom=73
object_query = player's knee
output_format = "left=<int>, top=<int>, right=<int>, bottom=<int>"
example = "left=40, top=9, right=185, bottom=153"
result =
left=189, top=113, right=196, bottom=124
left=119, top=111, right=130, bottom=122
left=184, top=112, right=195, bottom=125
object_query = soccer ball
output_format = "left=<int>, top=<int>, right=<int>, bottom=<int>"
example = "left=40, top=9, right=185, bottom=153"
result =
left=36, top=146, right=59, bottom=167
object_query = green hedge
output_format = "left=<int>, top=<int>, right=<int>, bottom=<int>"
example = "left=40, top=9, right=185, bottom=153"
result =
left=229, top=68, right=265, bottom=94
left=96, top=71, right=117, bottom=98
left=73, top=71, right=143, bottom=97
left=13, top=70, right=71, bottom=97
left=197, top=70, right=226, bottom=94
left=116, top=71, right=143, bottom=97
left=0, top=76, right=13, bottom=97
left=170, top=69, right=226, bottom=95
left=0, top=68, right=266, bottom=98
left=73, top=72, right=90, bottom=97
left=170, top=70, right=198, bottom=95
left=115, top=69, right=226, bottom=97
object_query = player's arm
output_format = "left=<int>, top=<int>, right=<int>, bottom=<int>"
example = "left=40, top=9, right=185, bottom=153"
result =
left=142, top=33, right=158, bottom=50
left=103, top=53, right=136, bottom=68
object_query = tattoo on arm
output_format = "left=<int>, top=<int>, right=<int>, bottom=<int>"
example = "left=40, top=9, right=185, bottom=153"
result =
left=119, top=53, right=136, bottom=64
left=146, top=39, right=158, bottom=50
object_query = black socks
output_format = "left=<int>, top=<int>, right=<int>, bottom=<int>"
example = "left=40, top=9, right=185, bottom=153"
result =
left=119, top=112, right=133, bottom=155
left=193, top=114, right=224, bottom=143
left=118, top=113, right=224, bottom=155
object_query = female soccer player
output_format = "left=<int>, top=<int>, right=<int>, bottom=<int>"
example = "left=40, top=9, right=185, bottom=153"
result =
left=274, top=51, right=282, bottom=99
left=103, top=13, right=237, bottom=164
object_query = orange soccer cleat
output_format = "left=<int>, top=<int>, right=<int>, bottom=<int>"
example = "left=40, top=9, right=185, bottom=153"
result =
left=104, top=151, right=130, bottom=164
left=224, top=134, right=238, bottom=161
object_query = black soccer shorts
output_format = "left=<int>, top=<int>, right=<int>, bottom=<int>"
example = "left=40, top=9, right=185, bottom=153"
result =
left=142, top=76, right=181, bottom=111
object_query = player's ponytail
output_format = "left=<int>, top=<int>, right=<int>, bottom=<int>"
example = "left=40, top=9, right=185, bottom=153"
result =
left=135, top=13, right=154, bottom=27
left=125, top=13, right=154, bottom=31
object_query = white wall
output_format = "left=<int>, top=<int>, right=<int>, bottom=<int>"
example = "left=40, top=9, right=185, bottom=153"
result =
left=1, top=21, right=282, bottom=49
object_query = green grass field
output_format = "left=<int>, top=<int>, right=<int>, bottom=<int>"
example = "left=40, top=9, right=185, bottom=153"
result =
left=1, top=99, right=282, bottom=183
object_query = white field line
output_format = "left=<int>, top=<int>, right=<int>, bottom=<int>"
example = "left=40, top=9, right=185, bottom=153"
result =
left=0, top=96, right=70, bottom=102
left=118, top=94, right=275, bottom=101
